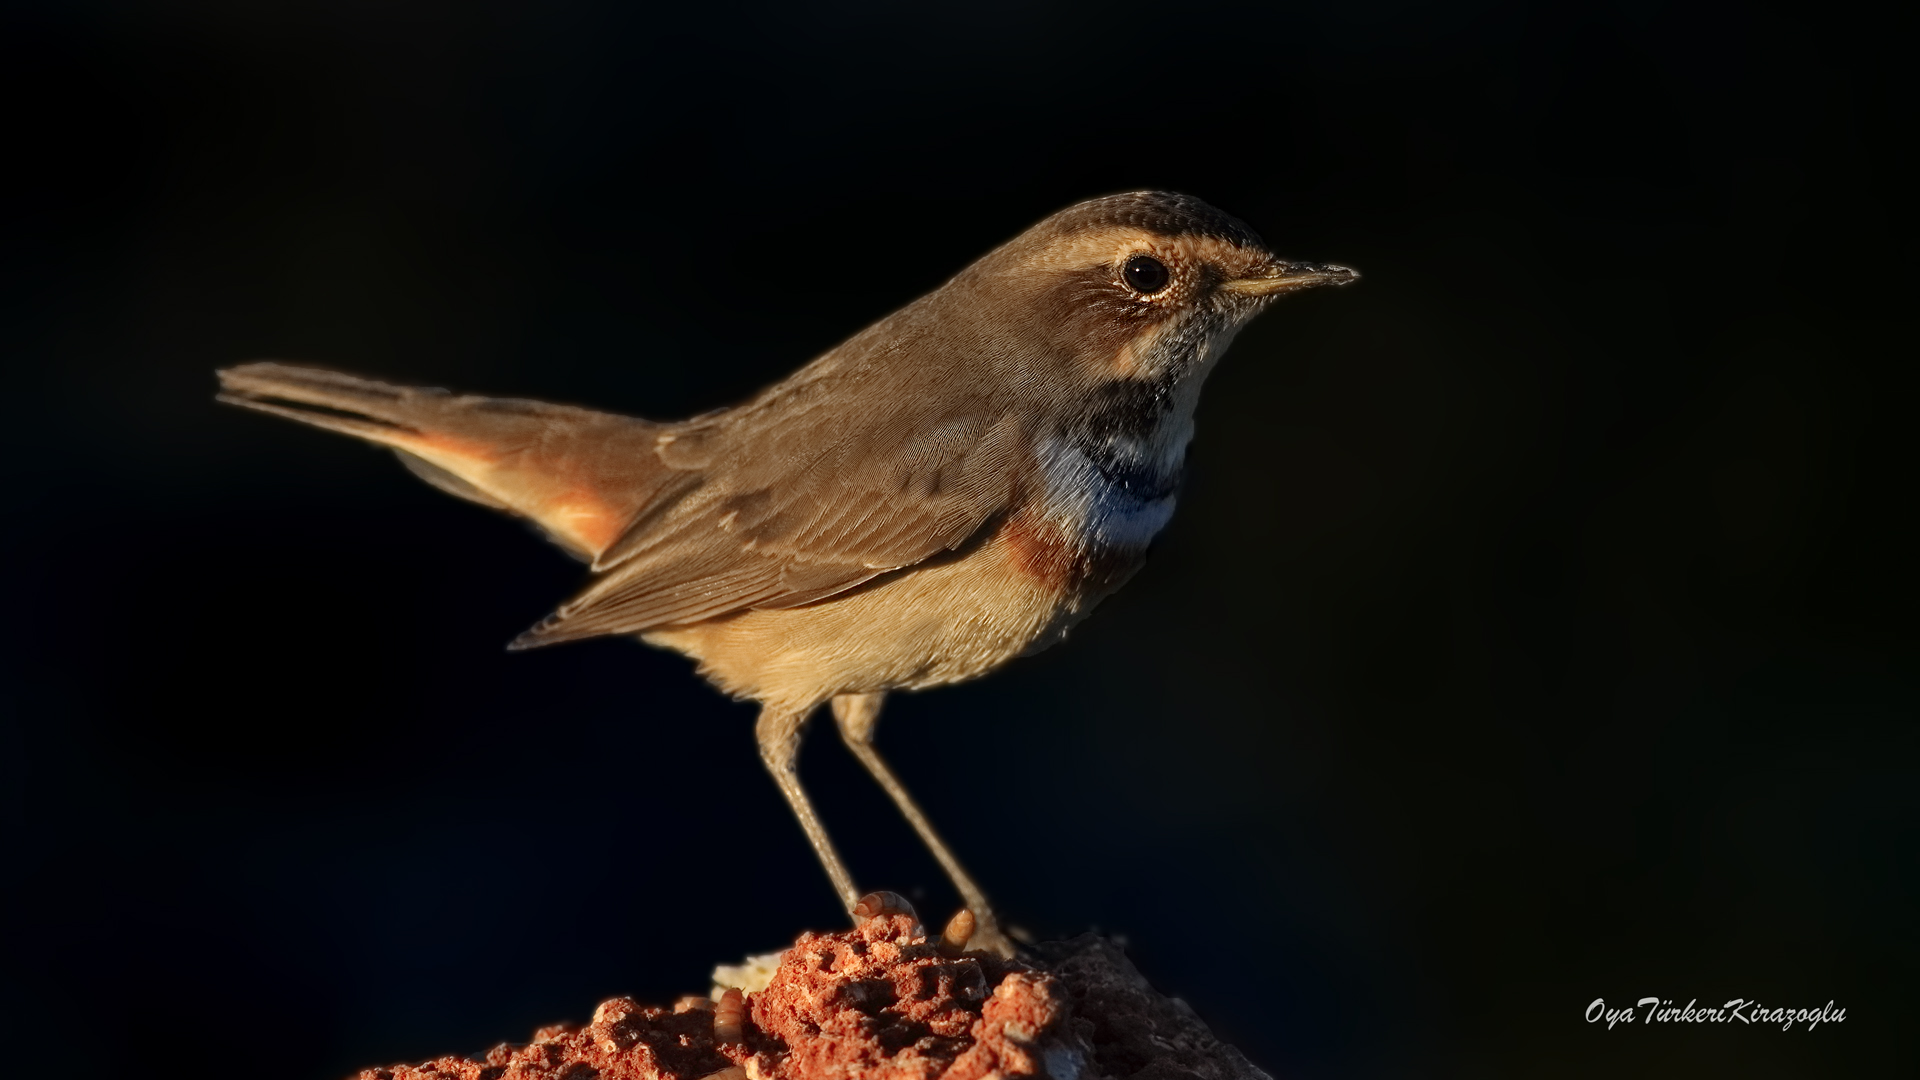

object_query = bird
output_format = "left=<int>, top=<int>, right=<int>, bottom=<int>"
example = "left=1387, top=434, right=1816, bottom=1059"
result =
left=216, top=191, right=1356, bottom=956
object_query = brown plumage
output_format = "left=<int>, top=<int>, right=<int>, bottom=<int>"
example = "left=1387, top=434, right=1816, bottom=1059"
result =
left=216, top=191, right=1356, bottom=957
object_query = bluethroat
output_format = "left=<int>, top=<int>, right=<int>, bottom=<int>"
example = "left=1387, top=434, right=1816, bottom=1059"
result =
left=217, top=191, right=1357, bottom=956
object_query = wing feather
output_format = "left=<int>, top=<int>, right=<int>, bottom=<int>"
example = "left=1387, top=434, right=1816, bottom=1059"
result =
left=223, top=333, right=1034, bottom=650
left=511, top=400, right=1025, bottom=645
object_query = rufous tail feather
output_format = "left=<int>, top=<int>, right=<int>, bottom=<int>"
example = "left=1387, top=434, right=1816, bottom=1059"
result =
left=217, top=362, right=671, bottom=562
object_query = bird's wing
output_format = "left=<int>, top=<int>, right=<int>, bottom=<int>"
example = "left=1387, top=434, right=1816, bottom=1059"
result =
left=509, top=386, right=1026, bottom=647
left=220, top=360, right=1027, bottom=647
left=217, top=362, right=681, bottom=562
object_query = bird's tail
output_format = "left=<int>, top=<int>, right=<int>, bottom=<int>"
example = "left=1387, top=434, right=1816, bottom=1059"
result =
left=216, top=361, right=675, bottom=562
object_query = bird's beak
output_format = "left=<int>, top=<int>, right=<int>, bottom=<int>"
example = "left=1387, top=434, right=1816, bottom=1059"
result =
left=1220, top=260, right=1360, bottom=297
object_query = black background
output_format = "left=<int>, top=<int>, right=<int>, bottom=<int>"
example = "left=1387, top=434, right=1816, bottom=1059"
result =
left=5, top=2, right=1913, bottom=1077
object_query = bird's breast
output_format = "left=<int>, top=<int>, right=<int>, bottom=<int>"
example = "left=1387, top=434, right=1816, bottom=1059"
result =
left=1023, top=431, right=1182, bottom=571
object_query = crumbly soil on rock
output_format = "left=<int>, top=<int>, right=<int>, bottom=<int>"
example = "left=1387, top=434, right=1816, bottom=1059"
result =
left=354, top=915, right=1270, bottom=1080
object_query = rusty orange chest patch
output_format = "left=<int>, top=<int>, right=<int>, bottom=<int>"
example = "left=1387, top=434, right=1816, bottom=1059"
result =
left=998, top=510, right=1148, bottom=598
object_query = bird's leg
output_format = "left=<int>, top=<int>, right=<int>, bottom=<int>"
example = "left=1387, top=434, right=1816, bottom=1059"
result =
left=831, top=692, right=1015, bottom=957
left=755, top=705, right=861, bottom=915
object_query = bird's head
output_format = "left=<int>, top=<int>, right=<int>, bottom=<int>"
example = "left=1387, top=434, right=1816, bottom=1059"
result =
left=952, top=191, right=1356, bottom=407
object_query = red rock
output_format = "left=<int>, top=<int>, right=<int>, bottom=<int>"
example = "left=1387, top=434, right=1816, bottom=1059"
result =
left=354, top=916, right=1270, bottom=1080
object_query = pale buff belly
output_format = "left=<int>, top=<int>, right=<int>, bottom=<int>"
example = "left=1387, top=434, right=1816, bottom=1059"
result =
left=640, top=515, right=1142, bottom=715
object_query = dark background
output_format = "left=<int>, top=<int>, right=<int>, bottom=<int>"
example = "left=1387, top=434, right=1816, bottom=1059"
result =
left=4, top=2, right=1913, bottom=1077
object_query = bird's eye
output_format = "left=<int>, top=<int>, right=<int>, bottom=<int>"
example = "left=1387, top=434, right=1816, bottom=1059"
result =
left=1123, top=254, right=1170, bottom=295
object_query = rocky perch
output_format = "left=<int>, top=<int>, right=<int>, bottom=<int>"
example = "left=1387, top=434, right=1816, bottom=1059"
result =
left=354, top=914, right=1271, bottom=1080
